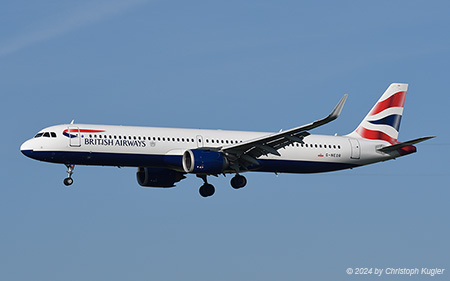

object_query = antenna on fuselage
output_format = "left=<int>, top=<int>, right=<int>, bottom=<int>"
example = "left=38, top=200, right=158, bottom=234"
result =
left=70, top=120, right=74, bottom=124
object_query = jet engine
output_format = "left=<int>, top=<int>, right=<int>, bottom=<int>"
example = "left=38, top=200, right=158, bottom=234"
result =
left=136, top=167, right=186, bottom=187
left=182, top=149, right=228, bottom=174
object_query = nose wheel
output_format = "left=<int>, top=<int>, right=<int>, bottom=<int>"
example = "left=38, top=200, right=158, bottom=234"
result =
left=197, top=175, right=215, bottom=197
left=64, top=177, right=73, bottom=186
left=63, top=164, right=75, bottom=186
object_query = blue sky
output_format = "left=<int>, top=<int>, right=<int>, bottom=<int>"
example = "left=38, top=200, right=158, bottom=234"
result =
left=1, top=0, right=449, bottom=280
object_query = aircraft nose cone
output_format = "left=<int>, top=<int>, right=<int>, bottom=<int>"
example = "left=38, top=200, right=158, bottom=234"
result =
left=20, top=140, right=34, bottom=157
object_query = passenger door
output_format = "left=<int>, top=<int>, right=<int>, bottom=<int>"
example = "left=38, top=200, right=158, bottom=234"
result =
left=68, top=126, right=81, bottom=147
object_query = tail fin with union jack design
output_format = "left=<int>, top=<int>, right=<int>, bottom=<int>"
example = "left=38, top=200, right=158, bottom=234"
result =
left=347, top=83, right=408, bottom=144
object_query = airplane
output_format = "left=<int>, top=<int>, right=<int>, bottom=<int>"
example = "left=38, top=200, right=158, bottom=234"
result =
left=20, top=83, right=434, bottom=197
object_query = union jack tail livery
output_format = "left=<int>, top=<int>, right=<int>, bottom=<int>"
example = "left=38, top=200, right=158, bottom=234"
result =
left=348, top=83, right=408, bottom=144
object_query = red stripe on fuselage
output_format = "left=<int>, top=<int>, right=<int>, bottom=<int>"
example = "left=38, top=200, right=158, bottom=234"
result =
left=356, top=127, right=397, bottom=144
left=370, top=91, right=406, bottom=116
left=63, top=129, right=105, bottom=133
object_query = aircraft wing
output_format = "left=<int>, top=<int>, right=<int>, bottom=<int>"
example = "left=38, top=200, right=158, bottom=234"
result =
left=221, top=94, right=348, bottom=168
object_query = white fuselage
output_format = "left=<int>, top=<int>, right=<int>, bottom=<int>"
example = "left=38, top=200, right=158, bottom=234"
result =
left=21, top=123, right=396, bottom=174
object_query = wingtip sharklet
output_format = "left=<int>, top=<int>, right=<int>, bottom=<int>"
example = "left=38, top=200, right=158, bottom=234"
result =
left=329, top=94, right=348, bottom=120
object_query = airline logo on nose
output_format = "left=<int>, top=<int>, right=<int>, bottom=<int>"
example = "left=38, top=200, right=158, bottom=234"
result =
left=63, top=129, right=105, bottom=138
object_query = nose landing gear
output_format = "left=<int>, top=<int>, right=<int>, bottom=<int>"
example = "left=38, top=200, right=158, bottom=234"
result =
left=63, top=164, right=75, bottom=186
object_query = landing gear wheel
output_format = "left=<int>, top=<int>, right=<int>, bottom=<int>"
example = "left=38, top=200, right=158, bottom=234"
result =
left=199, top=183, right=215, bottom=197
left=63, top=164, right=75, bottom=187
left=231, top=174, right=247, bottom=189
left=63, top=177, right=73, bottom=186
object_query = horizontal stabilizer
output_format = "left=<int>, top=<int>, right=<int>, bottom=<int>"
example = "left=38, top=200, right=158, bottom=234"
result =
left=377, top=136, right=435, bottom=153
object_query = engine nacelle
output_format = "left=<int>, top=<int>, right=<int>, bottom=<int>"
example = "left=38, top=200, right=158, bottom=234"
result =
left=182, top=149, right=228, bottom=174
left=136, top=167, right=186, bottom=188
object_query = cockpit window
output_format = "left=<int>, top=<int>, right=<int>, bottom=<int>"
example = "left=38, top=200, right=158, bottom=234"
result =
left=34, top=131, right=57, bottom=138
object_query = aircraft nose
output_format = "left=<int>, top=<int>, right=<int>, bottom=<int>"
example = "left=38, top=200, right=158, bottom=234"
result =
left=20, top=140, right=34, bottom=157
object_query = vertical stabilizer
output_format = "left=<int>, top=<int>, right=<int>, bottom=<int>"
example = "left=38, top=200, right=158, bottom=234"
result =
left=347, top=83, right=408, bottom=144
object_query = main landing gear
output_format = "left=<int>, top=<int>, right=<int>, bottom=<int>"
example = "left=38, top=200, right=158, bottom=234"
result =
left=63, top=164, right=75, bottom=186
left=230, top=174, right=247, bottom=189
left=197, top=174, right=248, bottom=197
left=198, top=175, right=215, bottom=197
